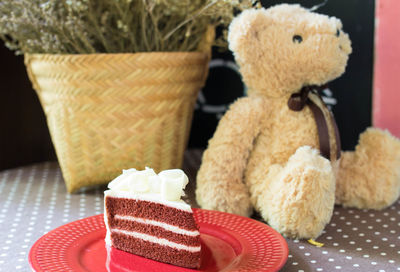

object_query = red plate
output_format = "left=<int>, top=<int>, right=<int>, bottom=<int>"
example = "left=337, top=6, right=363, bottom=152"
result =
left=29, top=208, right=288, bottom=272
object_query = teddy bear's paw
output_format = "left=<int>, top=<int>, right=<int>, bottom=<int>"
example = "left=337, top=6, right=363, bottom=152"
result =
left=260, top=151, right=336, bottom=239
left=288, top=146, right=332, bottom=171
left=336, top=128, right=400, bottom=210
left=196, top=179, right=253, bottom=217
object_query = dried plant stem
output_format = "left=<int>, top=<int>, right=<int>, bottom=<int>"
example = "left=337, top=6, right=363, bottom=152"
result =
left=87, top=7, right=111, bottom=52
left=163, top=1, right=216, bottom=42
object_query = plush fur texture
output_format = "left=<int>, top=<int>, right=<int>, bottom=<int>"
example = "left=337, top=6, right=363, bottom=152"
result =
left=196, top=4, right=400, bottom=239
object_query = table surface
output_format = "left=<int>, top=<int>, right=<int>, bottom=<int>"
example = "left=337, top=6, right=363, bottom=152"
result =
left=0, top=149, right=399, bottom=272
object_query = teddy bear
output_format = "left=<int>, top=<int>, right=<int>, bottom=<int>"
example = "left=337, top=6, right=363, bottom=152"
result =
left=196, top=4, right=400, bottom=239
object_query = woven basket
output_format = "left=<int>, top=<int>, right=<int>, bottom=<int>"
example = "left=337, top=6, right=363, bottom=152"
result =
left=24, top=52, right=210, bottom=192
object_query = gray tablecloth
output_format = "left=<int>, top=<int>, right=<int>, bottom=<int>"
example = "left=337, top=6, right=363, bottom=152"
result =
left=0, top=150, right=399, bottom=271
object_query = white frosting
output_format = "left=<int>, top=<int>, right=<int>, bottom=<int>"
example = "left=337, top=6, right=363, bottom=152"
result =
left=107, top=167, right=189, bottom=202
left=114, top=215, right=200, bottom=236
left=111, top=229, right=201, bottom=252
left=104, top=201, right=112, bottom=245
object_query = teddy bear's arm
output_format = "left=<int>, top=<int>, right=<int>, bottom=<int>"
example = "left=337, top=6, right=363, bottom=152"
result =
left=196, top=96, right=265, bottom=217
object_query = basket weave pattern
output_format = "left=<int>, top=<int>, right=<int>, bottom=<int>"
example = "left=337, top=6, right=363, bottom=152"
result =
left=25, top=53, right=209, bottom=192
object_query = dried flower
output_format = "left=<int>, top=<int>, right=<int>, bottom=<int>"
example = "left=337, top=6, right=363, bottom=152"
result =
left=0, top=0, right=260, bottom=54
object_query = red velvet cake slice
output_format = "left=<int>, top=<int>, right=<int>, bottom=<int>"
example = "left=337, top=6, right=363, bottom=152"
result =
left=104, top=168, right=201, bottom=269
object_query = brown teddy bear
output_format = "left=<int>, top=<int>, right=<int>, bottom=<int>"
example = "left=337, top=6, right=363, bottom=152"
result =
left=196, top=4, right=400, bottom=239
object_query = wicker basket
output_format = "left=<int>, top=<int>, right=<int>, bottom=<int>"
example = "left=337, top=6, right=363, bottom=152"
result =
left=24, top=52, right=210, bottom=192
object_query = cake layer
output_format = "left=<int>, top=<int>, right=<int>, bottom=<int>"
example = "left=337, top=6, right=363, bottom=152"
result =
left=104, top=189, right=192, bottom=212
left=105, top=196, right=197, bottom=230
left=109, top=216, right=200, bottom=246
left=114, top=215, right=200, bottom=236
left=111, top=231, right=201, bottom=269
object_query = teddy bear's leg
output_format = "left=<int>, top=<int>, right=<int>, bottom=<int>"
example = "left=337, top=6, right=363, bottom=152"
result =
left=336, top=128, right=400, bottom=210
left=248, top=146, right=335, bottom=239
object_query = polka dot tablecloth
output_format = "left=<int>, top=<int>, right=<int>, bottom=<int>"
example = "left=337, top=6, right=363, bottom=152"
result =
left=0, top=150, right=399, bottom=271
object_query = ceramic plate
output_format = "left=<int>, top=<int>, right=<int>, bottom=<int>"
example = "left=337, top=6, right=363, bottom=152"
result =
left=29, top=209, right=288, bottom=271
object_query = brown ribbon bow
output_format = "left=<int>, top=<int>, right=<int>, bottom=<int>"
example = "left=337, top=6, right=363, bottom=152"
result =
left=288, top=85, right=341, bottom=160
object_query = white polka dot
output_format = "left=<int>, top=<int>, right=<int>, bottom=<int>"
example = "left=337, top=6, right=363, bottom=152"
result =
left=292, top=262, right=298, bottom=265
left=346, top=222, right=352, bottom=225
left=349, top=241, right=355, bottom=245
left=368, top=226, right=373, bottom=229
left=354, top=215, right=360, bottom=219
left=353, top=264, right=360, bottom=267
left=390, top=244, right=395, bottom=247
left=335, top=266, right=342, bottom=269
left=342, top=235, right=349, bottom=238
left=328, top=258, right=334, bottom=262
left=382, top=237, right=388, bottom=241
left=331, top=223, right=337, bottom=227
left=373, top=246, right=379, bottom=249
left=369, top=213, right=375, bottom=217
left=305, top=252, right=311, bottom=256
left=359, top=233, right=365, bottom=237
left=326, top=236, right=333, bottom=240
left=337, top=229, right=342, bottom=232
left=356, top=248, right=362, bottom=251
left=310, top=260, right=317, bottom=264
left=299, top=246, right=304, bottom=249
left=333, top=243, right=339, bottom=247
left=339, top=216, right=345, bottom=220
left=389, top=260, right=395, bottom=264
left=316, top=268, right=323, bottom=272
left=352, top=227, right=358, bottom=231
left=322, top=251, right=328, bottom=255
left=371, top=262, right=377, bottom=265
left=381, top=252, right=387, bottom=256
left=366, top=239, right=371, bottom=243
left=288, top=255, right=293, bottom=258
left=346, top=256, right=352, bottom=260
left=361, top=220, right=367, bottom=224
left=363, top=254, right=369, bottom=258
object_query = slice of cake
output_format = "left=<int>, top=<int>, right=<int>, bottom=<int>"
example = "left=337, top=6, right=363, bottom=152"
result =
left=104, top=167, right=201, bottom=269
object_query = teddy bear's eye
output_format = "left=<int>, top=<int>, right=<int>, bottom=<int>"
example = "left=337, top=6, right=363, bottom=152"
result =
left=293, top=35, right=303, bottom=44
left=336, top=29, right=340, bottom=37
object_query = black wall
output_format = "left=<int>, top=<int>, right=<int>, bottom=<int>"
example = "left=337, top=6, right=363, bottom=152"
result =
left=0, top=43, right=56, bottom=170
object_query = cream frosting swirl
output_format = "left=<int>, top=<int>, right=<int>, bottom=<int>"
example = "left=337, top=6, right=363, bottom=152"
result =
left=107, top=167, right=189, bottom=202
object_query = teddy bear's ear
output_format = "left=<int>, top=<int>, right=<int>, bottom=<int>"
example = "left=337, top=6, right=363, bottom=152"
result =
left=228, top=8, right=271, bottom=56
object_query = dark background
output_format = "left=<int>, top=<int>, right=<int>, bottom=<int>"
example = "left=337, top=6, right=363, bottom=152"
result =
left=0, top=0, right=375, bottom=170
